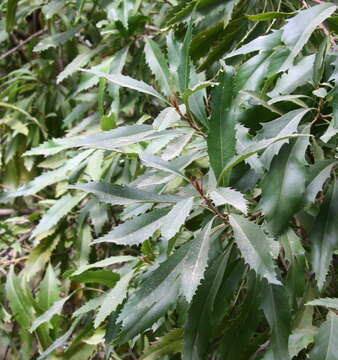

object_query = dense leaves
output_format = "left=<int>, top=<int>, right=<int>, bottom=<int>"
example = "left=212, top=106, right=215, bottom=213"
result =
left=0, top=0, right=337, bottom=359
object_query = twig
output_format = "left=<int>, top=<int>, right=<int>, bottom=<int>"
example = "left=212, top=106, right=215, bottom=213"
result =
left=170, top=96, right=206, bottom=138
left=0, top=29, right=45, bottom=61
left=0, top=256, right=28, bottom=267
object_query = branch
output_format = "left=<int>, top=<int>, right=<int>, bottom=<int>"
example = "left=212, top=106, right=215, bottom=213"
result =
left=0, top=29, right=46, bottom=61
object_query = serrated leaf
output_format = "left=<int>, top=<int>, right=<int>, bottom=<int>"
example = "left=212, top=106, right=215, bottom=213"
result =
left=311, top=180, right=338, bottom=291
left=37, top=263, right=60, bottom=312
left=178, top=17, right=193, bottom=94
left=209, top=187, right=248, bottom=214
left=117, top=243, right=191, bottom=343
left=181, top=219, right=214, bottom=302
left=321, top=86, right=338, bottom=143
left=305, top=160, right=336, bottom=205
left=30, top=294, right=72, bottom=332
left=258, top=108, right=311, bottom=169
left=81, top=69, right=167, bottom=103
left=94, top=271, right=133, bottom=328
left=229, top=214, right=280, bottom=284
left=306, top=298, right=338, bottom=310
left=160, top=197, right=193, bottom=240
left=208, top=68, right=237, bottom=186
left=31, top=194, right=85, bottom=240
left=281, top=3, right=337, bottom=71
left=139, top=152, right=188, bottom=180
left=34, top=24, right=84, bottom=52
left=152, top=106, right=182, bottom=131
left=310, top=312, right=338, bottom=360
left=246, top=12, right=293, bottom=21
left=70, top=182, right=180, bottom=205
left=93, top=208, right=170, bottom=245
left=259, top=127, right=310, bottom=236
left=144, top=37, right=172, bottom=96
left=141, top=329, right=183, bottom=360
left=6, top=267, right=35, bottom=329
left=57, top=45, right=105, bottom=83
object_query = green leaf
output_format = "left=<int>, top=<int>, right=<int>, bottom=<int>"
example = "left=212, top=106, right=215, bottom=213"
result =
left=1, top=150, right=93, bottom=201
left=305, top=160, right=336, bottom=205
left=160, top=197, right=193, bottom=240
left=144, top=38, right=172, bottom=96
left=117, top=243, right=191, bottom=343
left=37, top=317, right=82, bottom=360
left=81, top=69, right=167, bottom=103
left=321, top=86, right=338, bottom=143
left=184, top=250, right=231, bottom=360
left=34, top=24, right=84, bottom=52
left=139, top=152, right=188, bottom=180
left=181, top=219, right=215, bottom=302
left=310, top=312, right=338, bottom=360
left=259, top=128, right=310, bottom=236
left=70, top=182, right=180, bottom=205
left=209, top=187, right=248, bottom=214
left=57, top=45, right=105, bottom=83
left=70, top=270, right=120, bottom=287
left=178, top=17, right=193, bottom=94
left=94, top=271, right=134, bottom=328
left=246, top=12, right=293, bottom=21
left=92, top=208, right=170, bottom=245
left=208, top=67, right=237, bottom=186
left=5, top=0, right=18, bottom=32
left=141, top=329, right=183, bottom=360
left=229, top=214, right=280, bottom=284
left=152, top=106, right=181, bottom=131
left=31, top=194, right=85, bottom=240
left=72, top=255, right=135, bottom=276
left=281, top=3, right=337, bottom=71
left=37, top=263, right=60, bottom=312
left=261, top=285, right=291, bottom=360
left=306, top=298, right=338, bottom=310
left=258, top=108, right=311, bottom=169
left=30, top=294, right=72, bottom=332
left=311, top=180, right=338, bottom=291
left=6, top=267, right=35, bottom=329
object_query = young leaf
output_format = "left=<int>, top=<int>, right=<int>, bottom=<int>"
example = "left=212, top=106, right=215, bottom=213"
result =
left=229, top=214, right=280, bottom=284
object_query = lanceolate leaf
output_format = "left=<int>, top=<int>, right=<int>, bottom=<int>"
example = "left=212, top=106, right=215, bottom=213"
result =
left=144, top=37, right=172, bottom=96
left=160, top=197, right=194, bottom=240
left=311, top=180, right=338, bottom=291
left=31, top=193, right=85, bottom=239
left=178, top=17, right=193, bottom=94
left=209, top=187, right=247, bottom=214
left=81, top=70, right=167, bottom=103
left=117, top=243, right=191, bottom=343
left=306, top=298, right=338, bottom=310
left=229, top=214, right=280, bottom=284
left=310, top=312, right=338, bottom=360
left=259, top=128, right=310, bottom=236
left=281, top=3, right=337, bottom=71
left=92, top=208, right=170, bottom=245
left=181, top=219, right=214, bottom=302
left=70, top=182, right=180, bottom=205
left=208, top=68, right=237, bottom=186
left=261, top=285, right=291, bottom=360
